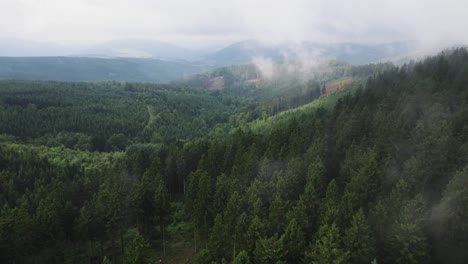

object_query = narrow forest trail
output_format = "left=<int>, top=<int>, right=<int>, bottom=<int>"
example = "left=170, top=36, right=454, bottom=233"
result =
left=143, top=105, right=157, bottom=132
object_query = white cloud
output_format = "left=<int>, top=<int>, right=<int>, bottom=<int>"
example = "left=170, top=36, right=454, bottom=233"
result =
left=1, top=0, right=467, bottom=48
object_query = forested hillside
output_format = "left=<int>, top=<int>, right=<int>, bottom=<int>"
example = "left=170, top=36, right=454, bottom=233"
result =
left=202, top=40, right=415, bottom=67
left=176, top=60, right=394, bottom=123
left=0, top=80, right=247, bottom=149
left=0, top=41, right=416, bottom=83
left=0, top=48, right=467, bottom=264
left=0, top=57, right=204, bottom=83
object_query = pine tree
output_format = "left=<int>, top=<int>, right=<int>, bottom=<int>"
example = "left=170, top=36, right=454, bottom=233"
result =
left=154, top=175, right=170, bottom=257
left=320, top=179, right=341, bottom=225
left=389, top=195, right=430, bottom=264
left=433, top=166, right=468, bottom=263
left=186, top=170, right=212, bottom=250
left=280, top=218, right=306, bottom=263
left=205, top=214, right=228, bottom=261
left=245, top=216, right=265, bottom=254
left=305, top=223, right=349, bottom=264
left=224, top=192, right=244, bottom=259
left=124, top=230, right=151, bottom=264
left=254, top=235, right=285, bottom=264
left=233, top=250, right=251, bottom=264
left=343, top=208, right=376, bottom=264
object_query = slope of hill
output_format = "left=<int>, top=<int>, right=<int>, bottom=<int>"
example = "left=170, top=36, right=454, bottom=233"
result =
left=247, top=79, right=361, bottom=132
left=83, top=39, right=206, bottom=60
left=0, top=48, right=467, bottom=264
left=0, top=80, right=248, bottom=149
left=176, top=60, right=393, bottom=119
left=0, top=57, right=205, bottom=83
left=0, top=39, right=419, bottom=83
left=204, top=40, right=416, bottom=67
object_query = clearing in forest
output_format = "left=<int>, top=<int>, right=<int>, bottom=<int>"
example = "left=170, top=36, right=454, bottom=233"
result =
left=325, top=78, right=353, bottom=93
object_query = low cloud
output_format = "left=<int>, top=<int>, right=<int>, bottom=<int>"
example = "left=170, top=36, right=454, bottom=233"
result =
left=252, top=57, right=274, bottom=79
left=1, top=0, right=467, bottom=50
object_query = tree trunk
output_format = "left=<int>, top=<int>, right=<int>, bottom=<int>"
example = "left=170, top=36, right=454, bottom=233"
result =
left=183, top=179, right=186, bottom=194
left=88, top=241, right=92, bottom=264
left=111, top=237, right=115, bottom=264
left=233, top=241, right=236, bottom=260
left=163, top=223, right=166, bottom=258
left=204, top=214, right=207, bottom=248
left=100, top=240, right=104, bottom=260
left=194, top=229, right=197, bottom=252
left=120, top=229, right=125, bottom=257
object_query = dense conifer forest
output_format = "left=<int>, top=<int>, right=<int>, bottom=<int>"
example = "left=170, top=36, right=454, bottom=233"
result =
left=0, top=48, right=467, bottom=264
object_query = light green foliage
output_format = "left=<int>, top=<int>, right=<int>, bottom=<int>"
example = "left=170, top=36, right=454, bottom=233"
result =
left=233, top=250, right=251, bottom=264
left=205, top=214, right=228, bottom=262
left=254, top=235, right=285, bottom=264
left=320, top=179, right=341, bottom=225
left=344, top=208, right=376, bottom=264
left=249, top=80, right=359, bottom=132
left=101, top=256, right=111, bottom=264
left=124, top=230, right=152, bottom=264
left=245, top=216, right=265, bottom=255
left=280, top=218, right=306, bottom=263
left=389, top=195, right=430, bottom=264
left=305, top=223, right=349, bottom=264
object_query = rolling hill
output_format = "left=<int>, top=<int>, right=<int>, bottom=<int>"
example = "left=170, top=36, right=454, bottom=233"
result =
left=204, top=40, right=416, bottom=67
left=0, top=39, right=421, bottom=83
left=0, top=57, right=205, bottom=83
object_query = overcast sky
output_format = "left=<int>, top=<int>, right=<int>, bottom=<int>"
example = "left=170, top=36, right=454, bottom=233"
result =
left=1, top=0, right=467, bottom=49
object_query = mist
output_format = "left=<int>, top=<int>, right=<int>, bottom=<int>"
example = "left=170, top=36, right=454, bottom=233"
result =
left=1, top=0, right=467, bottom=51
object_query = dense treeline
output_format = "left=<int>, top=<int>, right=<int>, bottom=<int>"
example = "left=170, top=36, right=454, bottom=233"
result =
left=0, top=81, right=247, bottom=150
left=180, top=48, right=468, bottom=264
left=0, top=48, right=467, bottom=263
left=176, top=60, right=393, bottom=119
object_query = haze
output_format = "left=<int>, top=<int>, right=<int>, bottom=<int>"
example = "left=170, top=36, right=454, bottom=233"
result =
left=1, top=0, right=467, bottom=51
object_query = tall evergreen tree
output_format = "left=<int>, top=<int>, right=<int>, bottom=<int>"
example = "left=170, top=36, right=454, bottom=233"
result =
left=344, top=208, right=376, bottom=264
left=305, top=223, right=349, bottom=264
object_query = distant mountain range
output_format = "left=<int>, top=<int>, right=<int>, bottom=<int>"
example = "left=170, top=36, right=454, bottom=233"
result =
left=204, top=40, right=419, bottom=66
left=0, top=38, right=430, bottom=82
left=0, top=57, right=203, bottom=83
left=80, top=39, right=208, bottom=61
left=0, top=38, right=209, bottom=60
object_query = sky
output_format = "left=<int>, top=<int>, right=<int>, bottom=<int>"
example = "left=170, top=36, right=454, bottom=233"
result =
left=1, top=0, right=468, bottom=49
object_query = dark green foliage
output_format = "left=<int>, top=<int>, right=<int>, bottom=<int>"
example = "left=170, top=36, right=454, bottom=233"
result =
left=388, top=196, right=430, bottom=264
left=176, top=60, right=369, bottom=123
left=344, top=208, right=376, bottom=264
left=204, top=214, right=228, bottom=262
left=0, top=80, right=247, bottom=148
left=280, top=218, right=306, bottom=263
left=320, top=179, right=342, bottom=225
left=0, top=48, right=467, bottom=263
left=431, top=166, right=468, bottom=263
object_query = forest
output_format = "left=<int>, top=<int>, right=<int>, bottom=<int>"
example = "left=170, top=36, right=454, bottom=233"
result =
left=0, top=48, right=467, bottom=264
